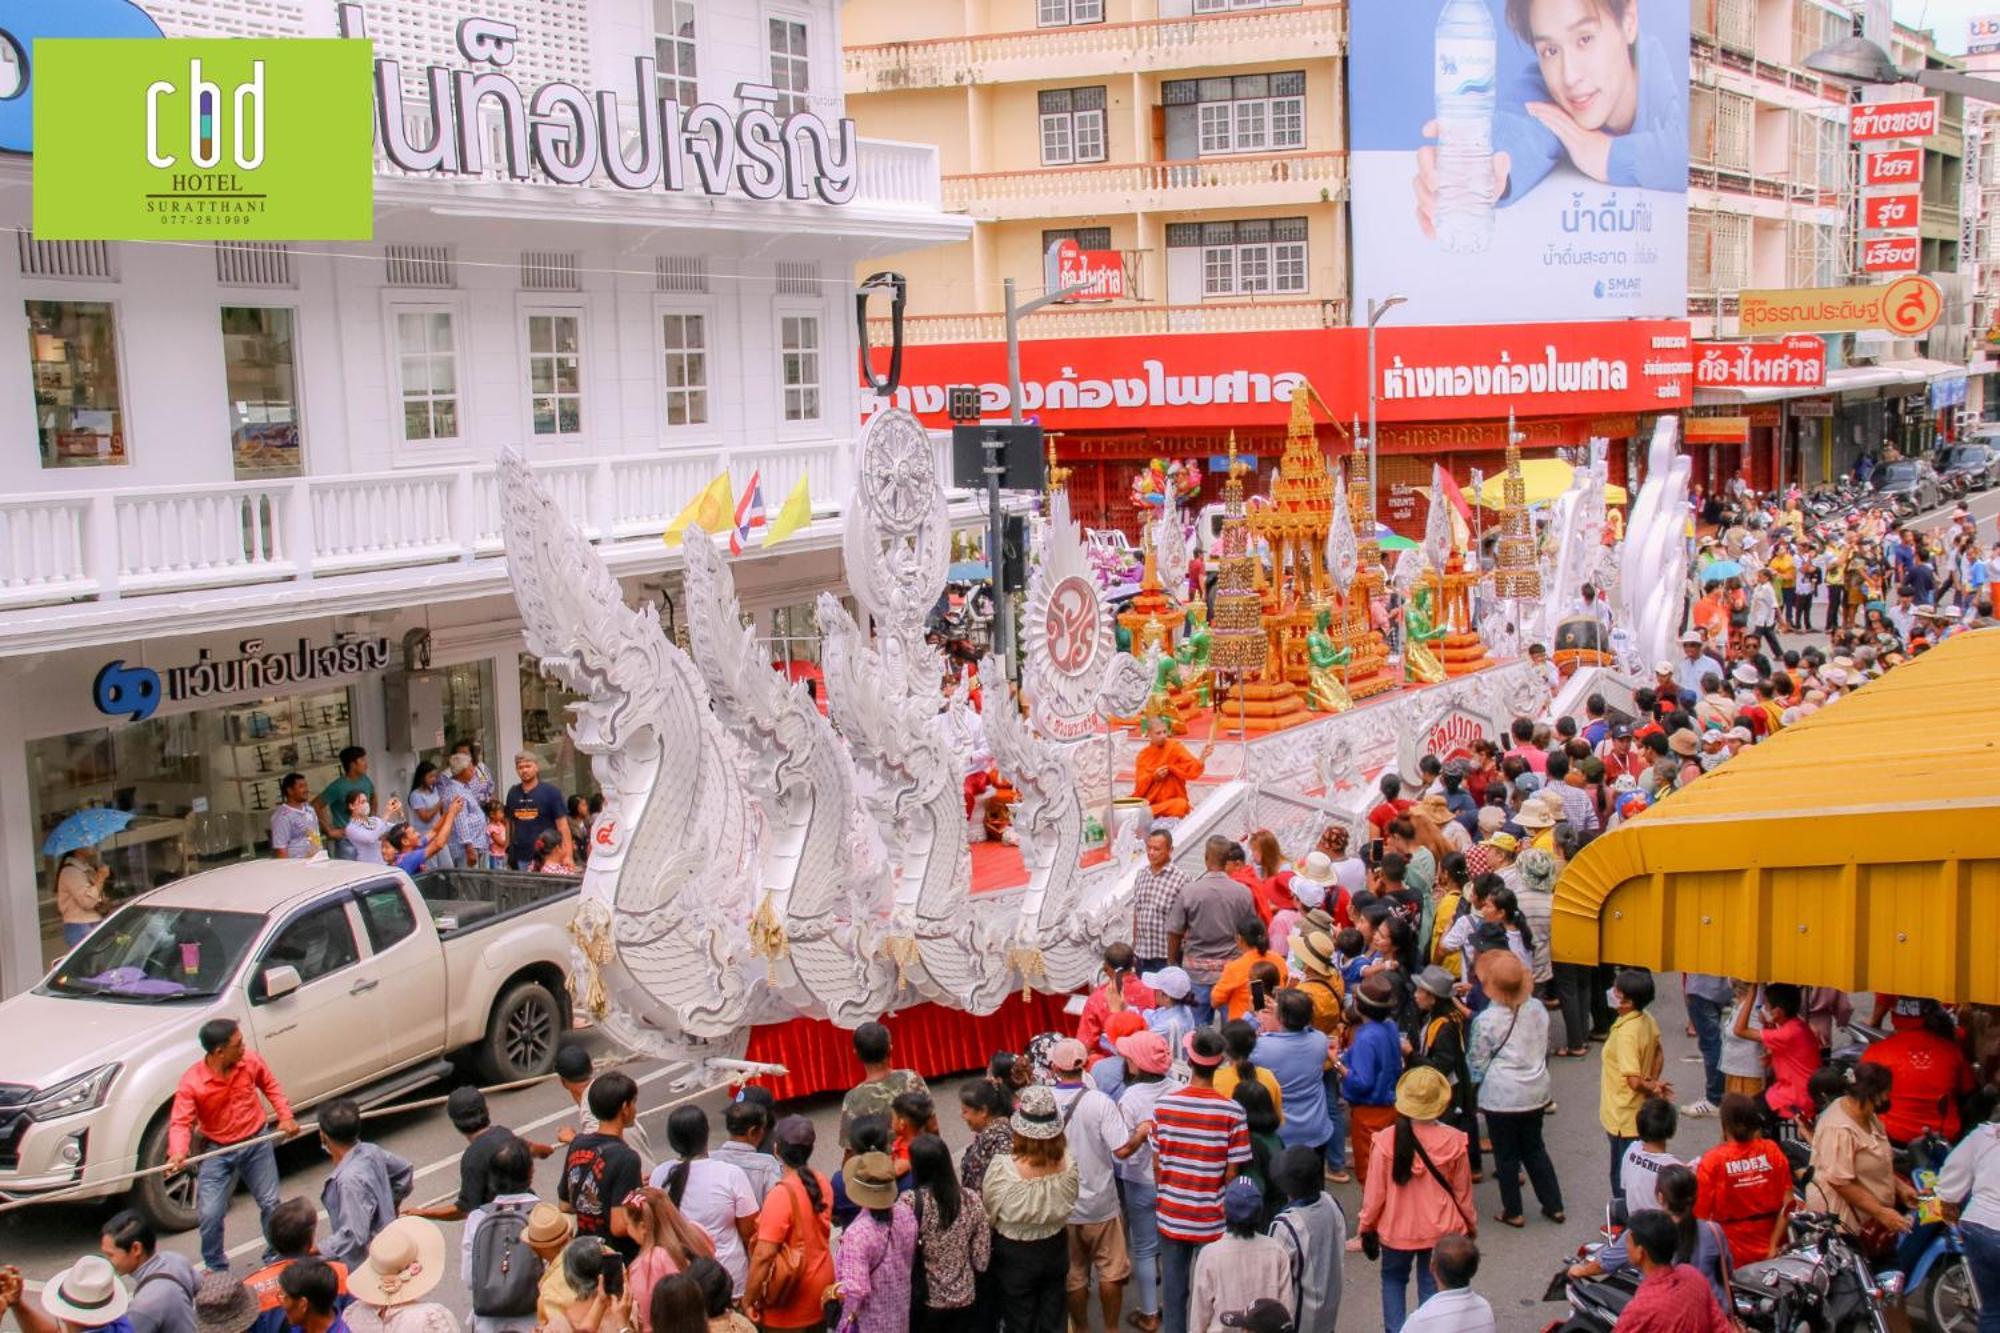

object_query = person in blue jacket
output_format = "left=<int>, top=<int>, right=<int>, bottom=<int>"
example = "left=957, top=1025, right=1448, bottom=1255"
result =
left=1341, top=974, right=1405, bottom=1186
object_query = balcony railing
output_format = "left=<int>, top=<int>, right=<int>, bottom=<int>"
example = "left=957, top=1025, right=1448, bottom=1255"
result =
left=0, top=445, right=869, bottom=611
left=871, top=298, right=1347, bottom=345
left=943, top=150, right=1346, bottom=218
left=845, top=5, right=1345, bottom=94
left=1923, top=199, right=1962, bottom=233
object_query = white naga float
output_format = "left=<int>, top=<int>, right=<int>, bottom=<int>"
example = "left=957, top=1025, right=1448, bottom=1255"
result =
left=501, top=401, right=1670, bottom=1064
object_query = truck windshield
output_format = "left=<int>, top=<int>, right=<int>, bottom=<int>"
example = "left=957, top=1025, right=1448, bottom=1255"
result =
left=40, top=906, right=264, bottom=1001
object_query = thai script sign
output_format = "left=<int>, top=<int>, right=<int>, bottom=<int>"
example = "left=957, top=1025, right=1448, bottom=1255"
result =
left=338, top=5, right=857, bottom=205
left=93, top=634, right=393, bottom=721
left=1848, top=99, right=1939, bottom=142
left=1862, top=192, right=1921, bottom=231
left=1863, top=148, right=1923, bottom=186
left=1045, top=239, right=1126, bottom=301
left=1739, top=276, right=1941, bottom=336
left=863, top=321, right=1692, bottom=429
left=1859, top=234, right=1920, bottom=274
left=1693, top=335, right=1826, bottom=389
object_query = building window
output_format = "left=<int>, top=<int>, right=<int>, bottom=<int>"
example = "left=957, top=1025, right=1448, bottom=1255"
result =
left=27, top=300, right=125, bottom=468
left=1038, top=86, right=1107, bottom=166
left=1171, top=217, right=1309, bottom=297
left=222, top=307, right=303, bottom=479
left=768, top=17, right=809, bottom=119
left=1164, top=72, right=1305, bottom=155
left=768, top=602, right=824, bottom=667
left=661, top=312, right=708, bottom=426
left=525, top=312, right=582, bottom=437
left=654, top=0, right=697, bottom=105
left=1042, top=227, right=1113, bottom=251
left=1037, top=0, right=1103, bottom=24
left=780, top=314, right=820, bottom=422
left=396, top=309, right=459, bottom=442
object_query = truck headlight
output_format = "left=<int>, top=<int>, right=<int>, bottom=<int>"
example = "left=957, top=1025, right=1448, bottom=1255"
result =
left=23, top=1065, right=120, bottom=1121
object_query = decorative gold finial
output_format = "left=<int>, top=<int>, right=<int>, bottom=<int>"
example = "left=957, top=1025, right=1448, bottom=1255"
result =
left=1046, top=432, right=1069, bottom=496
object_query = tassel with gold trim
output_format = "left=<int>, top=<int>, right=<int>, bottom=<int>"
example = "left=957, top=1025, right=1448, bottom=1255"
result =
left=748, top=891, right=789, bottom=961
left=1006, top=944, right=1047, bottom=1002
left=566, top=903, right=615, bottom=1020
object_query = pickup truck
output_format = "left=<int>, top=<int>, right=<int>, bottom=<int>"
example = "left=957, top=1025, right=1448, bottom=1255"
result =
left=0, top=859, right=577, bottom=1231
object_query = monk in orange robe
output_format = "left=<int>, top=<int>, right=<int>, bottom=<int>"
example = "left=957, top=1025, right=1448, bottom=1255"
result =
left=1131, top=711, right=1214, bottom=819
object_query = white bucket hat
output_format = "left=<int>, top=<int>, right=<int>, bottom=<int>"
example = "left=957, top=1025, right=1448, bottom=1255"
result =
left=41, top=1257, right=129, bottom=1327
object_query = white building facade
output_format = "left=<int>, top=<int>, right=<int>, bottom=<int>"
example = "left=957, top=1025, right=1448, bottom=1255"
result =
left=0, top=0, right=968, bottom=993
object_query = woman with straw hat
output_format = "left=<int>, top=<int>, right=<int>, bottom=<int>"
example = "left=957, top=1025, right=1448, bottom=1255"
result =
left=1466, top=952, right=1565, bottom=1231
left=342, top=1218, right=467, bottom=1333
left=979, top=1086, right=1078, bottom=1333
left=831, top=1152, right=915, bottom=1333
left=1354, top=1068, right=1475, bottom=1333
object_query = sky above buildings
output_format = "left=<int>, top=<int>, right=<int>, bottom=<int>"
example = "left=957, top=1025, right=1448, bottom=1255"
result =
left=1896, top=0, right=1985, bottom=51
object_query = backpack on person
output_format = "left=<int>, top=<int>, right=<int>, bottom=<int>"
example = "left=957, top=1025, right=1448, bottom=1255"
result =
left=469, top=1199, right=543, bottom=1318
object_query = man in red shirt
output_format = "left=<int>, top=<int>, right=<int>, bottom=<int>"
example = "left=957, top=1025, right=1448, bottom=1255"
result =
left=1075, top=942, right=1157, bottom=1064
left=1861, top=1004, right=1975, bottom=1144
left=168, top=1018, right=299, bottom=1273
left=1618, top=1211, right=1735, bottom=1332
left=1366, top=773, right=1413, bottom=840
left=1597, top=725, right=1649, bottom=783
left=1738, top=983, right=1820, bottom=1125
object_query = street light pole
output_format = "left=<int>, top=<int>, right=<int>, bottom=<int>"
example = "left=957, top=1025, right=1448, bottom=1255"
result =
left=1365, top=294, right=1408, bottom=526
left=993, top=275, right=1092, bottom=679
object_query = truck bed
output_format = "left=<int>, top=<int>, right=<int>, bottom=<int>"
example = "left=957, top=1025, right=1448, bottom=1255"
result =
left=410, top=867, right=579, bottom=937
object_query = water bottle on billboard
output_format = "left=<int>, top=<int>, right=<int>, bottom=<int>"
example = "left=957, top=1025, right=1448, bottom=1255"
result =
left=1433, top=0, right=1496, bottom=253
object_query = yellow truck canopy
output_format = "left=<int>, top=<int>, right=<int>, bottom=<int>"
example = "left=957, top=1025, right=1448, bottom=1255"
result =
left=1554, top=628, right=2000, bottom=1004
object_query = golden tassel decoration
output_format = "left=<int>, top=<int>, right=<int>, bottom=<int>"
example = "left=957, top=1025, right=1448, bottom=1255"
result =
left=566, top=905, right=615, bottom=1020
left=879, top=934, right=921, bottom=992
left=748, top=891, right=789, bottom=961
left=1006, top=945, right=1047, bottom=1002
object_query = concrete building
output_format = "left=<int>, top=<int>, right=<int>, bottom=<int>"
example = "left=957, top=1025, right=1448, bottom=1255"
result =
left=0, top=0, right=969, bottom=994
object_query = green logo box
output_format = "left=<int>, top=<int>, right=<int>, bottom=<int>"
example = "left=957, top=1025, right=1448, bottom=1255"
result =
left=33, top=39, right=375, bottom=241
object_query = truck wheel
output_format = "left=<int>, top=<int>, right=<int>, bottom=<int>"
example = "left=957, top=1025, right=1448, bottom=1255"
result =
left=133, top=1115, right=199, bottom=1233
left=479, top=980, right=561, bottom=1083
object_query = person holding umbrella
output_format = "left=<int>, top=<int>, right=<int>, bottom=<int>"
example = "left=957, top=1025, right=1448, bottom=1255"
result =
left=43, top=807, right=135, bottom=951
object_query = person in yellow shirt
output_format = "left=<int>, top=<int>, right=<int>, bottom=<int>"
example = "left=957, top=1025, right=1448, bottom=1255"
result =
left=1769, top=546, right=1797, bottom=630
left=1600, top=968, right=1670, bottom=1203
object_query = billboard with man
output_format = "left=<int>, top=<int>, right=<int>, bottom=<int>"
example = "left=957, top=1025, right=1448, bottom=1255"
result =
left=1347, top=0, right=1689, bottom=323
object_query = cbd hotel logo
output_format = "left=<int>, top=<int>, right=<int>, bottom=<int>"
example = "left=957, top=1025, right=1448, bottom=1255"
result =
left=9, top=0, right=374, bottom=241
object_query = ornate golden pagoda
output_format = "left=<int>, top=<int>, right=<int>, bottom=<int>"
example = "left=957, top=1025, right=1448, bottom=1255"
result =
left=1249, top=386, right=1335, bottom=611
left=1208, top=436, right=1268, bottom=678
left=1329, top=456, right=1396, bottom=701
left=1493, top=418, right=1543, bottom=600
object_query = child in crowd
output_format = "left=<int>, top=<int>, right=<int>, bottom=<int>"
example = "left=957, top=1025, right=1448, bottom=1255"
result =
left=1718, top=980, right=1768, bottom=1099
left=1618, top=1097, right=1683, bottom=1214
left=485, top=800, right=507, bottom=863
left=1738, top=981, right=1820, bottom=1125
left=1334, top=928, right=1369, bottom=989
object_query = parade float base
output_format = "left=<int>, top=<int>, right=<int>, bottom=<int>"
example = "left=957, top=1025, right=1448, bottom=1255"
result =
left=969, top=840, right=1110, bottom=893
left=745, top=989, right=1073, bottom=1100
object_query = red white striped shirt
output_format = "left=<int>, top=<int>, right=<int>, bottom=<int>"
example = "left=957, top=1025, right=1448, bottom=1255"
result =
left=1152, top=1085, right=1250, bottom=1243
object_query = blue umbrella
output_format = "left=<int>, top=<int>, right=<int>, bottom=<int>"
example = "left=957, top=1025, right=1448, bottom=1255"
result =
left=1701, top=560, right=1744, bottom=583
left=42, top=807, right=134, bottom=859
left=946, top=561, right=991, bottom=582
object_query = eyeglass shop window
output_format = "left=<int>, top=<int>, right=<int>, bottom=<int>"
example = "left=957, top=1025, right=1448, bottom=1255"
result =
left=27, top=688, right=357, bottom=970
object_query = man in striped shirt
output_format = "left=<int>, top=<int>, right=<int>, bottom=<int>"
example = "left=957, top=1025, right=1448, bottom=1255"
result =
left=1153, top=1028, right=1250, bottom=1333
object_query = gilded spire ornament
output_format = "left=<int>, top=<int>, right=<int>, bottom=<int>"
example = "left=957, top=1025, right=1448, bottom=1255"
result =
left=1493, top=411, right=1543, bottom=600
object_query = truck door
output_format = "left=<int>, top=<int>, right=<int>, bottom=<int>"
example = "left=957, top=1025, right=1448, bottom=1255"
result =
left=351, top=880, right=449, bottom=1068
left=244, top=898, right=374, bottom=1103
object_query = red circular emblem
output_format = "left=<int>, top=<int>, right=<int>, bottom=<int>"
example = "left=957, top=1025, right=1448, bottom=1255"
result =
left=1044, top=576, right=1099, bottom=676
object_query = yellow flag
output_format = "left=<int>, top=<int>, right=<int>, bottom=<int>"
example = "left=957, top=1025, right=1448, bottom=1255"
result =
left=762, top=474, right=812, bottom=548
left=662, top=471, right=734, bottom=547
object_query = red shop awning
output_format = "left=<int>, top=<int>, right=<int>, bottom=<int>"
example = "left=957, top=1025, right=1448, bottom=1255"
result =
left=743, top=990, right=1076, bottom=1102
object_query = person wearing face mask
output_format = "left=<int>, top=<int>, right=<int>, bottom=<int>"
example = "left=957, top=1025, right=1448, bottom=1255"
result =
left=1806, top=1062, right=1916, bottom=1259
left=335, top=790, right=401, bottom=866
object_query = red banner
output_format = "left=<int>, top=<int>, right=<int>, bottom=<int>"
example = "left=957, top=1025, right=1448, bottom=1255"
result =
left=1860, top=234, right=1921, bottom=273
left=1862, top=191, right=1922, bottom=231
left=1693, top=335, right=1826, bottom=389
left=1863, top=147, right=1923, bottom=186
left=863, top=320, right=1693, bottom=429
left=1046, top=238, right=1126, bottom=302
left=1849, top=99, right=1939, bottom=141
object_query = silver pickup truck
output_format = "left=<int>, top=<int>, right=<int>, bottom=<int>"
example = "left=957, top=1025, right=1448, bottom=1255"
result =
left=0, top=859, right=576, bottom=1230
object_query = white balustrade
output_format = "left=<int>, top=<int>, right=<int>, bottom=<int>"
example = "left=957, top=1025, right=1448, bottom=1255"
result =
left=0, top=496, right=93, bottom=608
left=846, top=5, right=1345, bottom=92
left=942, top=150, right=1346, bottom=216
left=855, top=140, right=944, bottom=212
left=0, top=444, right=863, bottom=609
left=113, top=483, right=296, bottom=593
left=876, top=297, right=1345, bottom=346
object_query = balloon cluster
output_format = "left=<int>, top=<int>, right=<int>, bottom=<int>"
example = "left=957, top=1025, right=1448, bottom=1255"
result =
left=1130, top=457, right=1202, bottom=508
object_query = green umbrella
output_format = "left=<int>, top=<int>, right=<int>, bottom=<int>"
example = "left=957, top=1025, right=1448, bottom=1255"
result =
left=1378, top=533, right=1420, bottom=551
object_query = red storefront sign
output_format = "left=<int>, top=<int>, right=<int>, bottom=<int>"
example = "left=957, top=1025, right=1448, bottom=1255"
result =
left=1849, top=99, right=1939, bottom=142
left=1044, top=239, right=1126, bottom=301
left=1693, top=335, right=1826, bottom=389
left=1862, top=191, right=1921, bottom=231
left=1862, top=148, right=1923, bottom=186
left=1860, top=234, right=1921, bottom=273
left=864, top=320, right=1693, bottom=429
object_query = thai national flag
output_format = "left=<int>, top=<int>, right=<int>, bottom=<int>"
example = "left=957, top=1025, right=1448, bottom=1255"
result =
left=730, top=471, right=766, bottom=556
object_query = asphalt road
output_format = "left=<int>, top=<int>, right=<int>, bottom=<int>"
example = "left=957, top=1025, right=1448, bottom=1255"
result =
left=2, top=989, right=1722, bottom=1333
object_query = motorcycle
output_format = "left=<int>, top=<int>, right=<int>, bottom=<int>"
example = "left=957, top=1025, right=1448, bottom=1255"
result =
left=1543, top=1211, right=1899, bottom=1333
left=1907, top=1223, right=1982, bottom=1333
